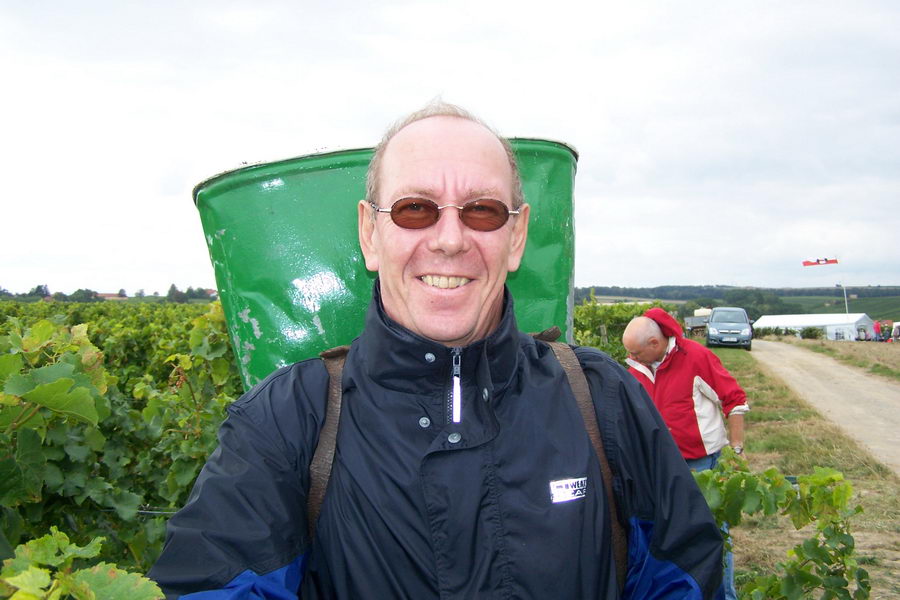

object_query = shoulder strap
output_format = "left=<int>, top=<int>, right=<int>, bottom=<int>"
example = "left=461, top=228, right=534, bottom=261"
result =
left=545, top=339, right=629, bottom=594
left=308, top=345, right=350, bottom=541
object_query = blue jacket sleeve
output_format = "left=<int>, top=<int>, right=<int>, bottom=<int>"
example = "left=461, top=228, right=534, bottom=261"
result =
left=576, top=348, right=725, bottom=600
left=148, top=360, right=329, bottom=599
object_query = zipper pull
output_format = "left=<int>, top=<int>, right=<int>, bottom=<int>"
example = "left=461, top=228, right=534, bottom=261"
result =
left=452, top=348, right=462, bottom=423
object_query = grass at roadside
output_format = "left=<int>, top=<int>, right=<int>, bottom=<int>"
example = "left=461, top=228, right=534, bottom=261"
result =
left=711, top=347, right=900, bottom=597
left=768, top=336, right=900, bottom=383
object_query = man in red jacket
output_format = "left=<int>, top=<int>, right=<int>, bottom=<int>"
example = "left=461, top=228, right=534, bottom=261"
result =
left=622, top=308, right=748, bottom=464
left=622, top=307, right=749, bottom=600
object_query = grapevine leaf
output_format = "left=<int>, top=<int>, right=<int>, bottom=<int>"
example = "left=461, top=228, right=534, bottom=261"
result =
left=15, top=428, right=45, bottom=501
left=0, top=458, right=26, bottom=507
left=43, top=463, right=64, bottom=492
left=171, top=461, right=200, bottom=487
left=21, top=321, right=56, bottom=353
left=63, top=441, right=91, bottom=462
left=0, top=406, right=45, bottom=435
left=780, top=573, right=802, bottom=600
left=4, top=374, right=35, bottom=397
left=0, top=506, right=25, bottom=560
left=71, top=562, right=163, bottom=600
left=1, top=566, right=51, bottom=595
left=0, top=354, right=24, bottom=384
left=83, top=427, right=106, bottom=452
left=211, top=358, right=232, bottom=386
left=60, top=465, right=88, bottom=497
left=22, top=379, right=98, bottom=426
left=60, top=535, right=103, bottom=561
left=108, top=490, right=142, bottom=520
left=30, top=363, right=76, bottom=386
left=83, top=478, right=113, bottom=504
left=13, top=528, right=67, bottom=567
left=723, top=475, right=745, bottom=525
left=741, top=488, right=762, bottom=514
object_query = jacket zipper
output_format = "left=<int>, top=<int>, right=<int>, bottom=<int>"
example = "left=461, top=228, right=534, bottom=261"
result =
left=450, top=347, right=462, bottom=424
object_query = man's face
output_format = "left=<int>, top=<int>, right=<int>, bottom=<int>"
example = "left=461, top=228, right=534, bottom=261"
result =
left=358, top=116, right=529, bottom=347
left=623, top=334, right=665, bottom=367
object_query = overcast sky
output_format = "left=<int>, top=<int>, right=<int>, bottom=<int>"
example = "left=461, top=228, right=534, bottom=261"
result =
left=3, top=1, right=898, bottom=295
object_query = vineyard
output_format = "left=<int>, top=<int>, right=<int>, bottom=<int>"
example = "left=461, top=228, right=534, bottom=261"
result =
left=0, top=301, right=242, bottom=598
left=0, top=299, right=873, bottom=598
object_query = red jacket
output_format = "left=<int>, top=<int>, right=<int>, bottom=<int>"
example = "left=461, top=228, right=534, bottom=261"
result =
left=627, top=336, right=749, bottom=460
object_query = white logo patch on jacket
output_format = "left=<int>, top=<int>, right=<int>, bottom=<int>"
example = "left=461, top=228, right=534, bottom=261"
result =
left=549, top=477, right=587, bottom=503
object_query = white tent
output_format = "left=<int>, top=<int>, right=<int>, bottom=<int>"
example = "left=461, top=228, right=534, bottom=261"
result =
left=753, top=313, right=876, bottom=341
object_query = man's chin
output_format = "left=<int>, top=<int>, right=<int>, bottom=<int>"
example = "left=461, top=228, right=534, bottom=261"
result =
left=415, top=323, right=479, bottom=347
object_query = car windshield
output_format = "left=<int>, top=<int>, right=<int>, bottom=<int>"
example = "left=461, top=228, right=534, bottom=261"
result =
left=711, top=310, right=747, bottom=323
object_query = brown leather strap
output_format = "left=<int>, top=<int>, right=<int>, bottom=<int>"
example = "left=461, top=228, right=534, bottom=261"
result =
left=546, top=341, right=628, bottom=594
left=308, top=345, right=350, bottom=541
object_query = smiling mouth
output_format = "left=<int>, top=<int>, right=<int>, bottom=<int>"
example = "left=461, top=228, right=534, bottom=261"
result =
left=420, top=275, right=471, bottom=289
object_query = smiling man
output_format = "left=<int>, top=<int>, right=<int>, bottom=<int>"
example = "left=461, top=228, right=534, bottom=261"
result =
left=150, top=103, right=724, bottom=599
left=358, top=114, right=529, bottom=347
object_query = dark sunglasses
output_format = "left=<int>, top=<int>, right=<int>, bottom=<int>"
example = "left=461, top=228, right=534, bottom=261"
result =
left=370, top=197, right=520, bottom=232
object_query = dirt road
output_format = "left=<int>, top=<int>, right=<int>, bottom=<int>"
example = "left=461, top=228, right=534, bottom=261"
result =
left=751, top=340, right=900, bottom=476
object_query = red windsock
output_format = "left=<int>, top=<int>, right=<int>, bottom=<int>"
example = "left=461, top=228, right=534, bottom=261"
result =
left=643, top=307, right=683, bottom=339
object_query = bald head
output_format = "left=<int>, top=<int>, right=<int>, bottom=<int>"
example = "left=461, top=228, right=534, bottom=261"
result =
left=365, top=101, right=524, bottom=210
left=622, top=316, right=668, bottom=367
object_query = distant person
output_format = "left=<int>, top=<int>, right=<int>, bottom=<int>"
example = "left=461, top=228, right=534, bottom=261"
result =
left=149, top=104, right=725, bottom=599
left=622, top=308, right=750, bottom=600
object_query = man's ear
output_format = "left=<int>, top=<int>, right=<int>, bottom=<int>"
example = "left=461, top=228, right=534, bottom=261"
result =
left=506, top=203, right=530, bottom=272
left=358, top=200, right=380, bottom=272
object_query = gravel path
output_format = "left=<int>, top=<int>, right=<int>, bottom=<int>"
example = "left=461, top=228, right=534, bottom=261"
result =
left=750, top=339, right=900, bottom=476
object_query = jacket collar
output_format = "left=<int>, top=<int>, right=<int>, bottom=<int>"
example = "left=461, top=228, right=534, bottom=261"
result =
left=356, top=281, right=522, bottom=395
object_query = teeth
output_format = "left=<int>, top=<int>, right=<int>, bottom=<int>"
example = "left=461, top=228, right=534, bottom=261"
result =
left=421, top=275, right=470, bottom=289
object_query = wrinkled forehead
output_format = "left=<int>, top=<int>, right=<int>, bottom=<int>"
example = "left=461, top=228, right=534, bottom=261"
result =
left=378, top=116, right=513, bottom=201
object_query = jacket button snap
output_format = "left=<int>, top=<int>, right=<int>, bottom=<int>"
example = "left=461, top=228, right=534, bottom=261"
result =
left=424, top=352, right=436, bottom=363
left=482, top=388, right=489, bottom=401
left=418, top=417, right=431, bottom=428
left=448, top=432, right=462, bottom=444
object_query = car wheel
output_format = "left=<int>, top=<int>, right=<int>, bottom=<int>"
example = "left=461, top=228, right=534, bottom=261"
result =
left=745, top=342, right=752, bottom=351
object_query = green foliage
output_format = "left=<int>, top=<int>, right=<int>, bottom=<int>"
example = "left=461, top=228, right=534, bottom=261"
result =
left=800, top=327, right=824, bottom=340
left=754, top=327, right=795, bottom=338
left=781, top=296, right=900, bottom=321
left=67, top=290, right=101, bottom=304
left=0, top=298, right=879, bottom=598
left=695, top=448, right=870, bottom=599
left=0, top=302, right=241, bottom=572
left=718, top=290, right=802, bottom=322
left=0, top=527, right=162, bottom=599
left=573, top=292, right=674, bottom=364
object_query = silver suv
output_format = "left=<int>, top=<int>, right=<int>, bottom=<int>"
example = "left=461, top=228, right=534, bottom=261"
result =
left=706, top=307, right=753, bottom=350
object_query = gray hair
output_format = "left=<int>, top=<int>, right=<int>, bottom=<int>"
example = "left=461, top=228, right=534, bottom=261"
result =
left=365, top=101, right=524, bottom=209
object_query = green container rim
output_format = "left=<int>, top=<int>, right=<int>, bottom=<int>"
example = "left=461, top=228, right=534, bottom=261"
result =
left=191, top=138, right=578, bottom=207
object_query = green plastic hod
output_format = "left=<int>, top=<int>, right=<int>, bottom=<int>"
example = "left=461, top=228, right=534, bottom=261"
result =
left=194, top=139, right=578, bottom=390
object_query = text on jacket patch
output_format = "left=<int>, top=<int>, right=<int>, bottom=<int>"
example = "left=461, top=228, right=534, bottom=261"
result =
left=549, top=477, right=588, bottom=503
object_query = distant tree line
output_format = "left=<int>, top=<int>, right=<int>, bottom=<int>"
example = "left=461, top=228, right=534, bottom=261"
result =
left=165, top=284, right=215, bottom=303
left=576, top=284, right=900, bottom=305
left=0, top=284, right=215, bottom=303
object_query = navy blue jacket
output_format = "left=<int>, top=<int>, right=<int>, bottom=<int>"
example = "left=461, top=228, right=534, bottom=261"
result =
left=149, top=289, right=723, bottom=599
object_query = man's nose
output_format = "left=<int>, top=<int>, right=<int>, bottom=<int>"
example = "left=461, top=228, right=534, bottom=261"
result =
left=428, top=205, right=468, bottom=255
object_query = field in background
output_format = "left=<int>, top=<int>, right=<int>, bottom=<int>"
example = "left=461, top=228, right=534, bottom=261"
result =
left=590, top=295, right=686, bottom=305
left=712, top=347, right=900, bottom=596
left=781, top=295, right=900, bottom=320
